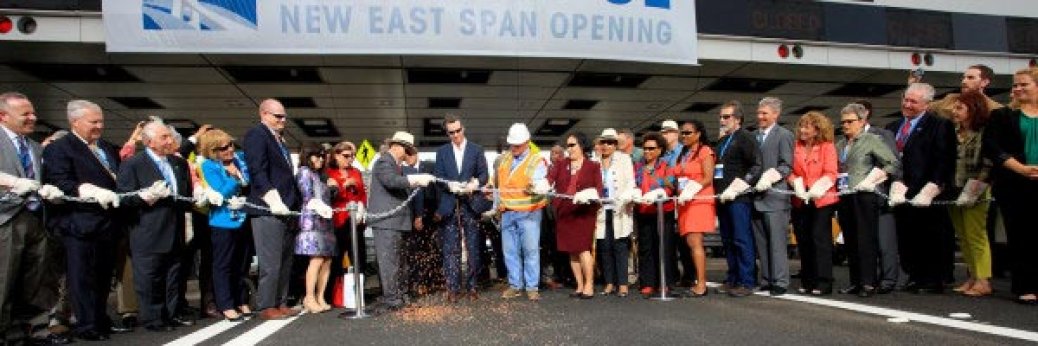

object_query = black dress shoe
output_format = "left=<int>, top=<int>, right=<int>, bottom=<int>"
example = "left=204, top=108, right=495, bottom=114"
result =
left=29, top=333, right=72, bottom=345
left=171, top=316, right=196, bottom=327
left=109, top=325, right=132, bottom=334
left=876, top=286, right=895, bottom=294
left=757, top=284, right=773, bottom=292
left=144, top=325, right=175, bottom=332
left=769, top=286, right=787, bottom=296
left=74, top=330, right=109, bottom=341
left=838, top=285, right=862, bottom=295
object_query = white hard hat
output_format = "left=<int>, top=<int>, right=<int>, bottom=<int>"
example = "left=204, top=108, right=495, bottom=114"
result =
left=506, top=123, right=530, bottom=145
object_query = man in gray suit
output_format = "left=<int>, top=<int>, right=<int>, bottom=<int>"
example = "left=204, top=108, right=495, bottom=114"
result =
left=0, top=92, right=66, bottom=344
left=856, top=99, right=902, bottom=293
left=366, top=131, right=435, bottom=314
left=751, top=97, right=795, bottom=296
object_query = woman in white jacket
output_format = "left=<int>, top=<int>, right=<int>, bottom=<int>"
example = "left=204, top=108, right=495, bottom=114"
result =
left=594, top=129, right=636, bottom=297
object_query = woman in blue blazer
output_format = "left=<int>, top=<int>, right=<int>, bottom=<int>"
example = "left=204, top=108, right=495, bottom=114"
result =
left=198, top=129, right=252, bottom=321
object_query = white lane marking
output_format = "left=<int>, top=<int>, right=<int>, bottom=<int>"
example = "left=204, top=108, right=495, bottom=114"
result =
left=164, top=320, right=241, bottom=346
left=750, top=289, right=1038, bottom=342
left=223, top=315, right=301, bottom=346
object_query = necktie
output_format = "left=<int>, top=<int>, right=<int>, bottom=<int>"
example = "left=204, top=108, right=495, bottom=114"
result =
left=17, top=136, right=33, bottom=179
left=276, top=134, right=290, bottom=163
left=896, top=119, right=912, bottom=152
left=17, top=137, right=40, bottom=211
left=91, top=144, right=113, bottom=172
left=157, top=158, right=177, bottom=195
left=756, top=130, right=765, bottom=146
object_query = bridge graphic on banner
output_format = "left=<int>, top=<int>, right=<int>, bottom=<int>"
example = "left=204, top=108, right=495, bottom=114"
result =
left=142, top=0, right=257, bottom=31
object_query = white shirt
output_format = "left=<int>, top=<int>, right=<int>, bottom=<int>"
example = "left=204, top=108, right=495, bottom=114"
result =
left=452, top=138, right=467, bottom=174
left=759, top=124, right=776, bottom=143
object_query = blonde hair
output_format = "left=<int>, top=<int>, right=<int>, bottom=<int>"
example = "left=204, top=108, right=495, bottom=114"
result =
left=796, top=111, right=835, bottom=143
left=1012, top=67, right=1038, bottom=109
left=198, top=129, right=234, bottom=161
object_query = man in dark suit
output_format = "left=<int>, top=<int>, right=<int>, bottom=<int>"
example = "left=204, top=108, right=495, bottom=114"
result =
left=884, top=83, right=957, bottom=294
left=0, top=92, right=70, bottom=345
left=367, top=131, right=435, bottom=314
left=432, top=115, right=489, bottom=302
left=751, top=97, right=795, bottom=296
left=117, top=121, right=193, bottom=331
left=857, top=99, right=902, bottom=293
left=42, top=100, right=123, bottom=341
left=243, top=99, right=302, bottom=320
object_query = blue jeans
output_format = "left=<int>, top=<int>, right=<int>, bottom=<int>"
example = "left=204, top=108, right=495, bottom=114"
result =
left=500, top=210, right=542, bottom=291
left=718, top=201, right=757, bottom=288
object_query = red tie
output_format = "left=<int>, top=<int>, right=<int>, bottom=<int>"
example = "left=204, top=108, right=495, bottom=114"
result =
left=896, top=119, right=911, bottom=152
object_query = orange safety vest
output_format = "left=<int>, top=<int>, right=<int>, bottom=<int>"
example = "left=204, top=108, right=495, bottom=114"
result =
left=495, top=147, right=548, bottom=212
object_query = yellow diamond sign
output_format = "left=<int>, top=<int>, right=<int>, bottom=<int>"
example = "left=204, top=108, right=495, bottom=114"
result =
left=356, top=139, right=377, bottom=169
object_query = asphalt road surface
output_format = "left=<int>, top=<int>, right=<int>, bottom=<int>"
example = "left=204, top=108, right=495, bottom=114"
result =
left=98, top=258, right=1037, bottom=346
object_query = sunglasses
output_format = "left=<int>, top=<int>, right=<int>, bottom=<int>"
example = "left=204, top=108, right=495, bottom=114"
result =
left=642, top=146, right=660, bottom=151
left=267, top=111, right=287, bottom=120
left=447, top=128, right=463, bottom=135
left=601, top=140, right=618, bottom=146
left=215, top=143, right=234, bottom=152
left=719, top=114, right=733, bottom=120
left=680, top=131, right=695, bottom=136
left=566, top=143, right=578, bottom=148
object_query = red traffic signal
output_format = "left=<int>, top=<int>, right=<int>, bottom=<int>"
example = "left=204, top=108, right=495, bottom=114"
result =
left=0, top=16, right=12, bottom=34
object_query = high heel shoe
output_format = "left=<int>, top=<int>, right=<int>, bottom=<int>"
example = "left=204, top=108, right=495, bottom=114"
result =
left=302, top=297, right=324, bottom=314
left=689, top=286, right=709, bottom=298
left=318, top=301, right=333, bottom=312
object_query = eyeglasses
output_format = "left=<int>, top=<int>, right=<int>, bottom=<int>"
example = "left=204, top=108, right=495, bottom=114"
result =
left=719, top=114, right=733, bottom=119
left=215, top=143, right=234, bottom=152
left=840, top=119, right=858, bottom=124
left=680, top=131, right=695, bottom=136
left=447, top=128, right=463, bottom=135
left=566, top=143, right=578, bottom=148
left=642, top=146, right=659, bottom=151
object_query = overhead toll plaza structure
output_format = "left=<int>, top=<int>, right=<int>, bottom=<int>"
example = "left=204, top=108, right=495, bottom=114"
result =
left=0, top=0, right=1034, bottom=150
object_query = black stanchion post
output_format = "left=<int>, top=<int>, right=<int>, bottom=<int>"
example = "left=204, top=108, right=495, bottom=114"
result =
left=650, top=198, right=675, bottom=301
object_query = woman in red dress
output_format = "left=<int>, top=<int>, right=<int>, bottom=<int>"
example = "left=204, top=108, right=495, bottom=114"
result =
left=324, top=141, right=367, bottom=306
left=548, top=132, right=604, bottom=299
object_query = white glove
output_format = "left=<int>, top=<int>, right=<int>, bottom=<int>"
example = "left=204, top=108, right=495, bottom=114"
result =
left=572, top=188, right=600, bottom=205
left=640, top=188, right=667, bottom=204
left=481, top=208, right=497, bottom=220
left=138, top=181, right=170, bottom=205
left=204, top=187, right=224, bottom=206
left=792, top=177, right=809, bottom=203
left=227, top=196, right=246, bottom=210
left=888, top=181, right=909, bottom=206
left=78, top=183, right=119, bottom=209
left=0, top=172, right=40, bottom=196
left=305, top=199, right=334, bottom=219
left=447, top=181, right=465, bottom=194
left=954, top=179, right=989, bottom=206
left=620, top=188, right=642, bottom=205
left=807, top=176, right=833, bottom=200
left=353, top=202, right=366, bottom=224
left=463, top=178, right=479, bottom=194
left=910, top=182, right=941, bottom=207
left=37, top=184, right=65, bottom=202
left=677, top=180, right=704, bottom=205
left=406, top=174, right=436, bottom=187
left=719, top=178, right=750, bottom=202
left=193, top=186, right=208, bottom=208
left=262, top=189, right=291, bottom=216
left=854, top=168, right=888, bottom=192
left=754, top=168, right=782, bottom=192
left=531, top=180, right=552, bottom=195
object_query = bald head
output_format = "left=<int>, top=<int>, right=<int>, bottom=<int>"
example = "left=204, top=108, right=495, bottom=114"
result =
left=259, top=98, right=287, bottom=131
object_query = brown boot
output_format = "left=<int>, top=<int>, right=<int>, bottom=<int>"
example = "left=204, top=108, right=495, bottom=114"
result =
left=259, top=308, right=286, bottom=320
